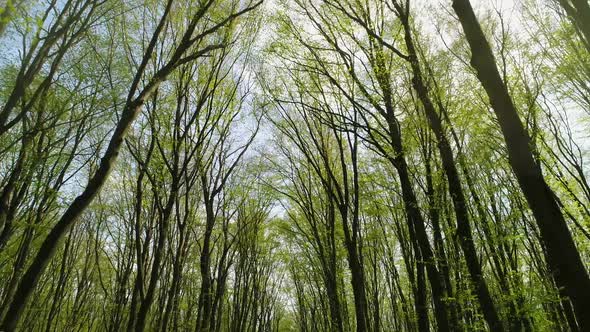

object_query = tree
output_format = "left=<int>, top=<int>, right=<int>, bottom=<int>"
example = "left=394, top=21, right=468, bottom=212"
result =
left=451, top=0, right=590, bottom=329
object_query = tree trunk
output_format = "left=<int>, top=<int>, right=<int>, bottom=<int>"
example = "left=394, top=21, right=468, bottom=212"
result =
left=452, top=0, right=590, bottom=328
left=399, top=14, right=503, bottom=330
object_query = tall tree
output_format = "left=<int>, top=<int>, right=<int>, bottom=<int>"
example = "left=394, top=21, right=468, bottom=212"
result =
left=451, top=0, right=590, bottom=329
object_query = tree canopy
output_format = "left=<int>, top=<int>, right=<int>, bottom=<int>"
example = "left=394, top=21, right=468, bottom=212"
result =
left=0, top=0, right=589, bottom=331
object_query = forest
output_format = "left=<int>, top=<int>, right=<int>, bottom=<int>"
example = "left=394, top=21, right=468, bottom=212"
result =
left=0, top=0, right=589, bottom=331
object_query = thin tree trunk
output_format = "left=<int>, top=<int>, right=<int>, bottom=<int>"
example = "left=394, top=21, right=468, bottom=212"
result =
left=0, top=2, right=175, bottom=328
left=398, top=13, right=503, bottom=330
